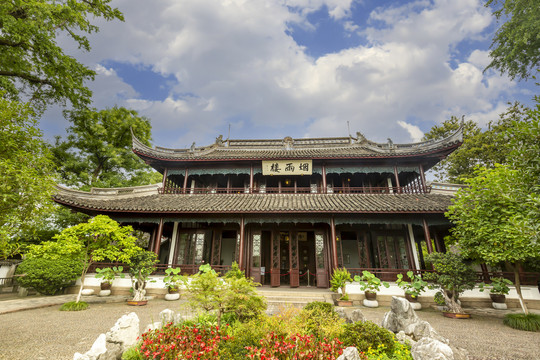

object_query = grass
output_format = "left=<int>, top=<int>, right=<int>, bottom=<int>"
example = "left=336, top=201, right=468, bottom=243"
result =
left=60, top=301, right=89, bottom=311
left=503, top=313, right=540, bottom=332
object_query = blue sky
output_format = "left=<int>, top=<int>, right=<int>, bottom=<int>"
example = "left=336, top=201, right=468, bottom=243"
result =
left=42, top=0, right=536, bottom=149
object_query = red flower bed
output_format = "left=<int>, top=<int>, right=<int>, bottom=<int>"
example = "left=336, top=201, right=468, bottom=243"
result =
left=245, top=332, right=347, bottom=360
left=138, top=323, right=230, bottom=360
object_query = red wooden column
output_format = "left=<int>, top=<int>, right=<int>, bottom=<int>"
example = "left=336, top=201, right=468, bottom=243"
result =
left=153, top=218, right=164, bottom=256
left=322, top=164, right=327, bottom=193
left=249, top=163, right=254, bottom=193
left=419, top=164, right=427, bottom=193
left=393, top=165, right=401, bottom=193
left=330, top=217, right=338, bottom=270
left=433, top=231, right=442, bottom=252
left=183, top=169, right=189, bottom=193
left=422, top=218, right=433, bottom=254
left=238, top=216, right=246, bottom=270
left=161, top=168, right=168, bottom=188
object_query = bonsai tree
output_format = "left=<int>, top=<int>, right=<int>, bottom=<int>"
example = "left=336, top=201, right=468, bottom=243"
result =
left=128, top=249, right=158, bottom=302
left=423, top=251, right=477, bottom=314
left=330, top=268, right=353, bottom=300
left=396, top=271, right=428, bottom=299
left=354, top=270, right=389, bottom=294
left=163, top=267, right=183, bottom=292
left=95, top=266, right=125, bottom=285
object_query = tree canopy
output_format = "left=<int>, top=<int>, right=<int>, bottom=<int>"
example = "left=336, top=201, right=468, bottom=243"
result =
left=485, top=0, right=540, bottom=80
left=423, top=103, right=529, bottom=182
left=52, top=106, right=161, bottom=190
left=28, top=215, right=142, bottom=303
left=0, top=0, right=123, bottom=111
left=446, top=101, right=540, bottom=314
left=0, top=96, right=56, bottom=259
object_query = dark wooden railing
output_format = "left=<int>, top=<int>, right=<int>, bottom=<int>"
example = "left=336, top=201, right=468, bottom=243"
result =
left=88, top=262, right=231, bottom=276
left=159, top=186, right=431, bottom=195
left=87, top=263, right=539, bottom=285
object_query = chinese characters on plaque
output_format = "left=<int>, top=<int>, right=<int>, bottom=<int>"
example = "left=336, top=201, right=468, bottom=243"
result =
left=262, top=160, right=313, bottom=175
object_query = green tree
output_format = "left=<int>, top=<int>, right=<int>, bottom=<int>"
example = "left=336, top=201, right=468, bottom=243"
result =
left=52, top=106, right=161, bottom=190
left=0, top=0, right=123, bottom=110
left=0, top=96, right=56, bottom=259
left=423, top=103, right=529, bottom=182
left=447, top=165, right=540, bottom=314
left=27, top=215, right=141, bottom=303
left=485, top=0, right=540, bottom=80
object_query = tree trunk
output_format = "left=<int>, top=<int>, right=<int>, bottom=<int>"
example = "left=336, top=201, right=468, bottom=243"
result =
left=513, top=262, right=529, bottom=315
left=443, top=288, right=464, bottom=313
left=75, top=259, right=90, bottom=303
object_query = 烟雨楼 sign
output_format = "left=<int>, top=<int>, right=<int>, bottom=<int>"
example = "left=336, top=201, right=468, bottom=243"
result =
left=262, top=160, right=312, bottom=175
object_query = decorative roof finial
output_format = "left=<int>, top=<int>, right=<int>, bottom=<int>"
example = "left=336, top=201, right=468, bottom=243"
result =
left=215, top=135, right=223, bottom=146
left=355, top=131, right=366, bottom=144
left=387, top=138, right=394, bottom=149
left=190, top=142, right=196, bottom=152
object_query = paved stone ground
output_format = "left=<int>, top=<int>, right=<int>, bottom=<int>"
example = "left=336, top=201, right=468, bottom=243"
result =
left=0, top=295, right=539, bottom=360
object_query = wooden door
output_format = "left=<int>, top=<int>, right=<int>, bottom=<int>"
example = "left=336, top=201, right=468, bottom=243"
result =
left=289, top=231, right=299, bottom=287
left=315, top=231, right=329, bottom=288
left=270, top=231, right=280, bottom=287
left=250, top=230, right=262, bottom=284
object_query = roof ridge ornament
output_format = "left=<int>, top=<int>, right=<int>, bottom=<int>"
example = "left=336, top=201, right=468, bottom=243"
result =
left=355, top=131, right=367, bottom=145
left=283, top=136, right=294, bottom=150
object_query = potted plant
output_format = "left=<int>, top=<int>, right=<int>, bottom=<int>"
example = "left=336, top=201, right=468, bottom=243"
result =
left=127, top=250, right=158, bottom=306
left=95, top=266, right=125, bottom=295
left=424, top=252, right=477, bottom=318
left=163, top=267, right=184, bottom=301
left=354, top=270, right=389, bottom=307
left=330, top=268, right=353, bottom=306
left=478, top=277, right=513, bottom=309
left=396, top=270, right=428, bottom=309
left=434, top=291, right=447, bottom=310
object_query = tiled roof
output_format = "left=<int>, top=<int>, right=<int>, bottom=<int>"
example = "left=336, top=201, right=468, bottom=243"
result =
left=53, top=187, right=453, bottom=214
left=132, top=127, right=463, bottom=161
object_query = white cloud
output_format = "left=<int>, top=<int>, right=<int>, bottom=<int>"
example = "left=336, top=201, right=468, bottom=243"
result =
left=397, top=121, right=424, bottom=142
left=43, top=0, right=522, bottom=148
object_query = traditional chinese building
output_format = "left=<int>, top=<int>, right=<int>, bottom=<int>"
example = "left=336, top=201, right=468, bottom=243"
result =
left=54, top=129, right=463, bottom=288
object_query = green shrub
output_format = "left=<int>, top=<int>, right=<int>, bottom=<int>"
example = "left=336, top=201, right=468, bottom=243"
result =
left=365, top=341, right=413, bottom=360
left=16, top=257, right=83, bottom=295
left=219, top=319, right=268, bottom=360
left=340, top=321, right=397, bottom=356
left=303, top=301, right=335, bottom=314
left=60, top=301, right=88, bottom=311
left=121, top=345, right=144, bottom=360
left=503, top=313, right=540, bottom=332
left=299, top=301, right=343, bottom=341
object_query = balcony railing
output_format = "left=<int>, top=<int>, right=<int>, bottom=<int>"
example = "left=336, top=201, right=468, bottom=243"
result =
left=159, top=186, right=431, bottom=195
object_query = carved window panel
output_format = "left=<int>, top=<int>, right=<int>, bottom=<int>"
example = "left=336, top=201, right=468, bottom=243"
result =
left=194, top=232, right=205, bottom=264
left=252, top=233, right=261, bottom=267
left=315, top=233, right=325, bottom=269
left=290, top=232, right=300, bottom=270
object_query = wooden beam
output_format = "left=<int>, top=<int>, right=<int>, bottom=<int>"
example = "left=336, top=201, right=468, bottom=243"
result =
left=153, top=218, right=164, bottom=256
left=161, top=168, right=168, bottom=188
left=322, top=163, right=327, bottom=193
left=238, top=216, right=246, bottom=270
left=249, top=163, right=254, bottom=193
left=330, top=217, right=338, bottom=270
left=419, top=164, right=427, bottom=193
left=393, top=165, right=401, bottom=193
left=422, top=218, right=433, bottom=254
left=183, top=168, right=189, bottom=193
